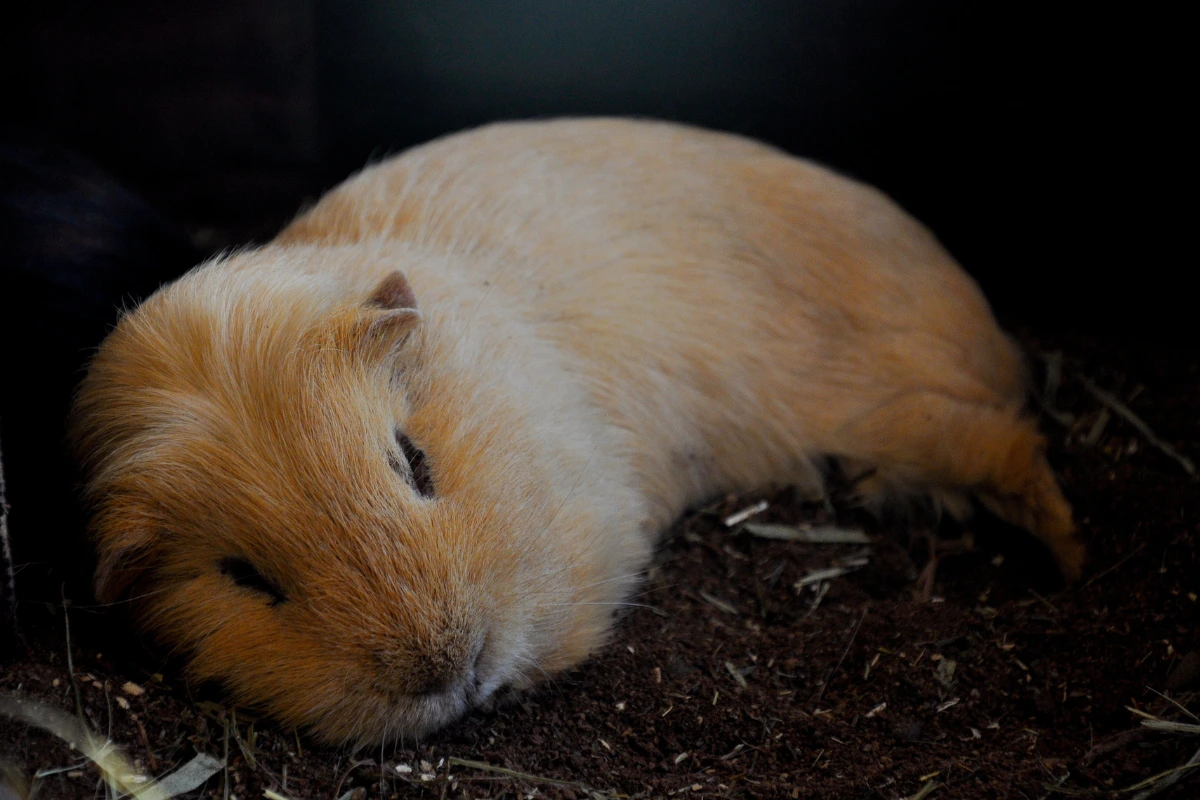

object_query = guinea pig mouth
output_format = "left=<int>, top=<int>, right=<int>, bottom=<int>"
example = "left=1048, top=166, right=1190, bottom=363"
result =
left=470, top=671, right=507, bottom=708
left=461, top=640, right=511, bottom=709
left=368, top=638, right=510, bottom=736
left=374, top=679, right=501, bottom=741
left=473, top=682, right=521, bottom=713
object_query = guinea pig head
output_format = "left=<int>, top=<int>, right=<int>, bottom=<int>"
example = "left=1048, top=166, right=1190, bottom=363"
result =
left=71, top=254, right=614, bottom=744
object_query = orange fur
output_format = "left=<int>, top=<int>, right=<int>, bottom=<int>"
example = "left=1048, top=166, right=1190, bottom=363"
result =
left=71, top=118, right=1082, bottom=745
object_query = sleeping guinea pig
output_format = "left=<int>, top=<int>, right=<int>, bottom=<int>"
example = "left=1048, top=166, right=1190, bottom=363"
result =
left=71, top=118, right=1083, bottom=745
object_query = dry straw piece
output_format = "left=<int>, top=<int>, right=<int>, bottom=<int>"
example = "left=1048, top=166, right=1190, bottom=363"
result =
left=0, top=694, right=228, bottom=800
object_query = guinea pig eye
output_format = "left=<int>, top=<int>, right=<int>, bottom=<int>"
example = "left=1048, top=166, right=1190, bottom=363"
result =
left=218, top=558, right=287, bottom=606
left=392, top=428, right=434, bottom=497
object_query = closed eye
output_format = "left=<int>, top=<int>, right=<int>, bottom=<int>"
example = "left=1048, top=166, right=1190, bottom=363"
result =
left=219, top=558, right=287, bottom=605
left=392, top=428, right=435, bottom=497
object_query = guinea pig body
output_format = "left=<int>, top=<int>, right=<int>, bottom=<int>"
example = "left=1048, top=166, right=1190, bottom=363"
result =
left=72, top=118, right=1081, bottom=744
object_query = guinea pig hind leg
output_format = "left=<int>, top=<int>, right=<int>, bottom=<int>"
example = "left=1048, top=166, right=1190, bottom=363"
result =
left=832, top=392, right=1085, bottom=581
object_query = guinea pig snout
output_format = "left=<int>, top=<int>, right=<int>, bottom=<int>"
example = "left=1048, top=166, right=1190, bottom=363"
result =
left=375, top=628, right=490, bottom=699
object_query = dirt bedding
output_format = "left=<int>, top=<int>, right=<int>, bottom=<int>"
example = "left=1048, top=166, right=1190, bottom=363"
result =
left=2, top=329, right=1198, bottom=799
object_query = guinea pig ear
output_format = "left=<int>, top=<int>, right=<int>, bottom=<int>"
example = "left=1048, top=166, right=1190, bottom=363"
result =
left=93, top=526, right=159, bottom=604
left=365, top=271, right=422, bottom=339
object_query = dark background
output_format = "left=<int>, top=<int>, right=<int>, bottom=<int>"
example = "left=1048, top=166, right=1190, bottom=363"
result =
left=3, top=1, right=1184, bottom=329
left=0, top=1, right=1184, bottom=600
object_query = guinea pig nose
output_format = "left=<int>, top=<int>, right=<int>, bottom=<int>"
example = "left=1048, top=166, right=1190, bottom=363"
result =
left=468, top=632, right=499, bottom=699
left=405, top=659, right=458, bottom=696
left=389, top=631, right=491, bottom=697
left=469, top=636, right=488, bottom=687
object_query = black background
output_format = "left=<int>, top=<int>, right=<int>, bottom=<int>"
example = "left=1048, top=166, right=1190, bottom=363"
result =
left=3, top=1, right=1185, bottom=332
left=0, top=1, right=1186, bottom=597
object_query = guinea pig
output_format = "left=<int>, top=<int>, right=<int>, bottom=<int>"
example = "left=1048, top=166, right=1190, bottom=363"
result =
left=70, top=118, right=1083, bottom=745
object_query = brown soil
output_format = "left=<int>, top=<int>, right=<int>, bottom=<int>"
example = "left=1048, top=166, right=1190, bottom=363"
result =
left=3, top=329, right=1198, bottom=800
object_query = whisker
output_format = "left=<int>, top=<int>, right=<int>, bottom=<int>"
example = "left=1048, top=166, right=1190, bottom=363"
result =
left=540, top=601, right=657, bottom=610
left=528, top=446, right=598, bottom=548
left=68, top=585, right=175, bottom=610
left=514, top=566, right=645, bottom=596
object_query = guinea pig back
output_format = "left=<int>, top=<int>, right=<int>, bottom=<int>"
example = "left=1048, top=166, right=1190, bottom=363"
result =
left=71, top=118, right=1082, bottom=744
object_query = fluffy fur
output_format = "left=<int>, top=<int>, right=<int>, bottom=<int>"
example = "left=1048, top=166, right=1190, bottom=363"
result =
left=71, top=119, right=1082, bottom=745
